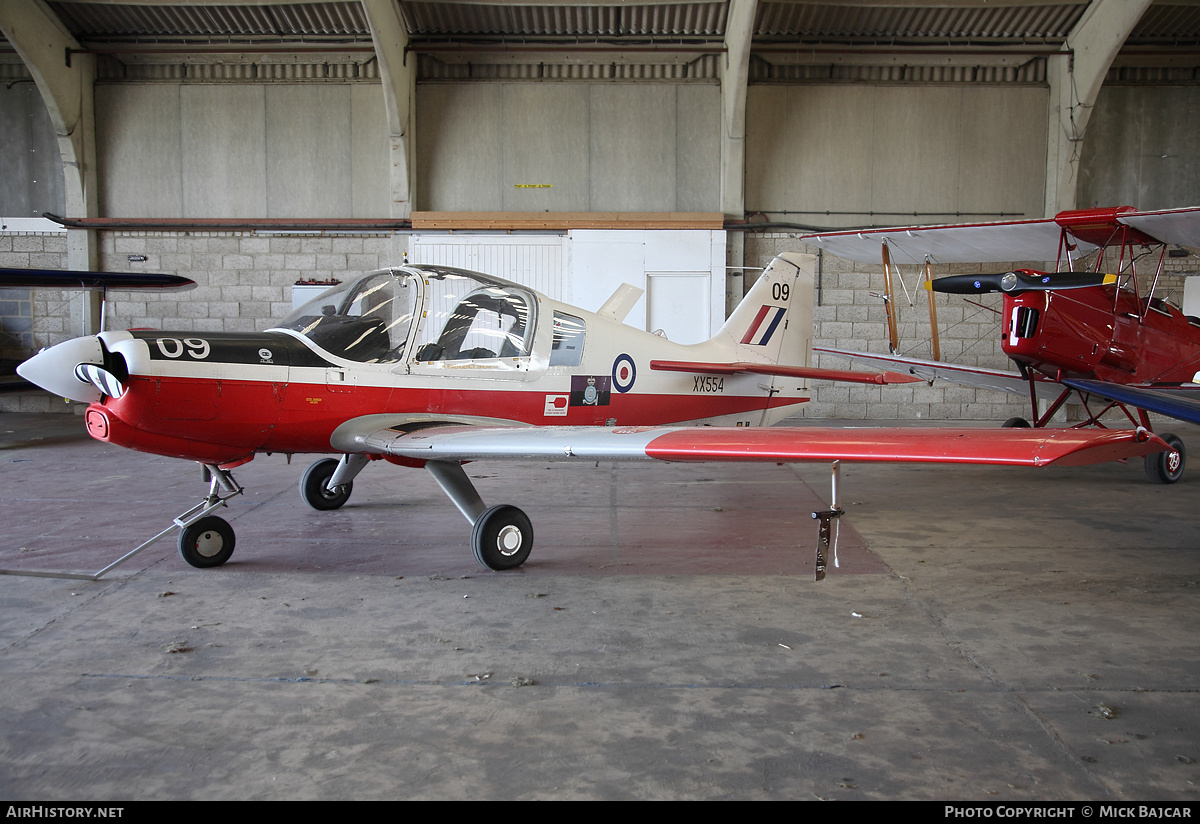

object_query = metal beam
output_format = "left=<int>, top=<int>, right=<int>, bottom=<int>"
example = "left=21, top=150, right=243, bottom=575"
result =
left=1044, top=0, right=1153, bottom=215
left=0, top=0, right=101, bottom=331
left=361, top=0, right=414, bottom=222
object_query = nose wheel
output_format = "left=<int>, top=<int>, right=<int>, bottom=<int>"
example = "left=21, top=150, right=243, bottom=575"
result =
left=178, top=516, right=236, bottom=568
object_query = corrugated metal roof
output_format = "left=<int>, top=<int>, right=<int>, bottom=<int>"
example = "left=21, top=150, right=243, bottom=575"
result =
left=30, top=2, right=1200, bottom=50
left=47, top=2, right=370, bottom=39
left=1129, top=2, right=1200, bottom=44
left=399, top=2, right=727, bottom=38
left=754, top=2, right=1089, bottom=42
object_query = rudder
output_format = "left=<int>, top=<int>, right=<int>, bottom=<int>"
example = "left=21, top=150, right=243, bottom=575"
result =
left=713, top=252, right=814, bottom=368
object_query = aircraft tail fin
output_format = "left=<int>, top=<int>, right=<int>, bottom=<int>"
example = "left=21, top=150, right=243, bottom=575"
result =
left=712, top=252, right=814, bottom=368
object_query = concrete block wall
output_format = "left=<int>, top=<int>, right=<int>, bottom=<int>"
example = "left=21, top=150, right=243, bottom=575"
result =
left=0, top=231, right=68, bottom=412
left=93, top=231, right=393, bottom=337
left=0, top=230, right=394, bottom=413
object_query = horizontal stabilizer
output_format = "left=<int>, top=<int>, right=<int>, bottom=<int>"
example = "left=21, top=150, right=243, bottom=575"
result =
left=331, top=417, right=1166, bottom=468
left=1063, top=379, right=1200, bottom=427
left=650, top=359, right=921, bottom=385
left=0, top=268, right=195, bottom=291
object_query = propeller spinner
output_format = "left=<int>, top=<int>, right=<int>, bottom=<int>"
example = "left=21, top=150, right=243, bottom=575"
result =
left=929, top=271, right=1118, bottom=295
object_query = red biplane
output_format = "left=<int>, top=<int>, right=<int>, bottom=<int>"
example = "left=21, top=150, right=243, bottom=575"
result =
left=5, top=252, right=1167, bottom=578
left=803, top=206, right=1200, bottom=484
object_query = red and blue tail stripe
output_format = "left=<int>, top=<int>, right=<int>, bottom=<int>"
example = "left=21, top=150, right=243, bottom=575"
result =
left=739, top=305, right=786, bottom=346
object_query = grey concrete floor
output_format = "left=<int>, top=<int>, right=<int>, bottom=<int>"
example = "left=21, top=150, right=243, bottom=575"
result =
left=1, top=411, right=1198, bottom=800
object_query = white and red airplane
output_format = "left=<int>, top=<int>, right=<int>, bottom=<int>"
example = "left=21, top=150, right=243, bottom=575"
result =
left=10, top=253, right=1167, bottom=577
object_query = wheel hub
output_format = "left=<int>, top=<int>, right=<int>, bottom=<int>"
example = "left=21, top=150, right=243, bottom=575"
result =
left=496, top=525, right=523, bottom=556
left=194, top=530, right=224, bottom=558
left=1168, top=451, right=1182, bottom=474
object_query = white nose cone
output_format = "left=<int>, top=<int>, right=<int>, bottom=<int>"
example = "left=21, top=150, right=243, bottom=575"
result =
left=16, top=336, right=105, bottom=404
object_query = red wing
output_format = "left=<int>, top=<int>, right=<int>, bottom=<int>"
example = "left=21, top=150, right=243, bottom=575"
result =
left=643, top=427, right=1166, bottom=467
left=332, top=419, right=1166, bottom=468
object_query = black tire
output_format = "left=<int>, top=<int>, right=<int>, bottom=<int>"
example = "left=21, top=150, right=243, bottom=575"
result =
left=178, top=516, right=236, bottom=568
left=301, top=458, right=352, bottom=510
left=1145, top=433, right=1185, bottom=484
left=471, top=505, right=533, bottom=571
left=1002, top=417, right=1032, bottom=428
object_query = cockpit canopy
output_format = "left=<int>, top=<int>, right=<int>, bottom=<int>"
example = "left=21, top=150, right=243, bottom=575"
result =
left=273, top=266, right=537, bottom=365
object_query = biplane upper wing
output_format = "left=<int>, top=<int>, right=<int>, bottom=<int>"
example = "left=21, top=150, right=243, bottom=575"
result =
left=331, top=418, right=1166, bottom=469
left=800, top=219, right=1095, bottom=265
left=813, top=347, right=1065, bottom=402
left=1114, top=206, right=1200, bottom=248
left=801, top=206, right=1200, bottom=266
left=1063, top=379, right=1200, bottom=427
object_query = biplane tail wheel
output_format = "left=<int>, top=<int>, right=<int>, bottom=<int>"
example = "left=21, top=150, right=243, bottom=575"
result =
left=1002, top=417, right=1032, bottom=428
left=178, top=516, right=236, bottom=568
left=301, top=458, right=353, bottom=510
left=471, top=505, right=533, bottom=571
left=1145, top=433, right=1185, bottom=484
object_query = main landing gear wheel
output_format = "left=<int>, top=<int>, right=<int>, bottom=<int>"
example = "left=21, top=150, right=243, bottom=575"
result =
left=178, top=515, right=236, bottom=568
left=301, top=458, right=353, bottom=510
left=471, top=505, right=533, bottom=571
left=1145, top=433, right=1185, bottom=484
left=1002, top=417, right=1032, bottom=428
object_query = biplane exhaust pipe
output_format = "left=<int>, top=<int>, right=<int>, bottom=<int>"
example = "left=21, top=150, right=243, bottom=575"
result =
left=929, top=271, right=1118, bottom=295
left=16, top=336, right=106, bottom=404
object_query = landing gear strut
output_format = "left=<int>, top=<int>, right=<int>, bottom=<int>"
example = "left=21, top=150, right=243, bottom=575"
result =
left=175, top=464, right=244, bottom=568
left=426, top=460, right=534, bottom=571
left=810, top=460, right=843, bottom=582
left=300, top=454, right=369, bottom=510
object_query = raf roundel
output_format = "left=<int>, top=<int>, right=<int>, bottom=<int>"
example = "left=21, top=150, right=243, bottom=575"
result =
left=612, top=353, right=636, bottom=393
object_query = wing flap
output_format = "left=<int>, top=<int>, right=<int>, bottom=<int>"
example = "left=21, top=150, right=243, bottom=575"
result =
left=332, top=417, right=1165, bottom=468
left=650, top=359, right=921, bottom=385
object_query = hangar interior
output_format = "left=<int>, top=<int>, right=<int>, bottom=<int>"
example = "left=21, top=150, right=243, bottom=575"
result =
left=3, top=0, right=1200, bottom=419
left=3, top=1, right=1200, bottom=802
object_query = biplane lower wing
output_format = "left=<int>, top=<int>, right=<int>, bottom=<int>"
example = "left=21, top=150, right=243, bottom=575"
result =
left=1063, top=379, right=1200, bottom=427
left=813, top=347, right=1065, bottom=402
left=332, top=419, right=1166, bottom=468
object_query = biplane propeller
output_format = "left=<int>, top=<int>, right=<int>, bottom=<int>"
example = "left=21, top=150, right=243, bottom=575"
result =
left=930, top=270, right=1118, bottom=295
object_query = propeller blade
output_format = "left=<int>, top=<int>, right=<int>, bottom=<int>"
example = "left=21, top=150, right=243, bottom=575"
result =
left=74, top=363, right=125, bottom=399
left=928, top=271, right=1117, bottom=295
